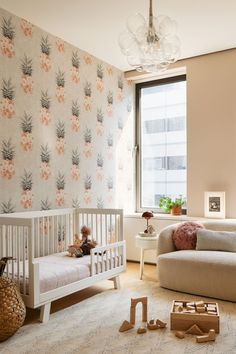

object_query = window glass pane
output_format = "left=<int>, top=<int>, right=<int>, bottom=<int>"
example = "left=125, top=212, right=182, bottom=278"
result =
left=139, top=78, right=186, bottom=209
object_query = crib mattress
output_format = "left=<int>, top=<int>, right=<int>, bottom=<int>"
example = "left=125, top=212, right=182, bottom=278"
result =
left=36, top=252, right=91, bottom=293
left=7, top=252, right=121, bottom=294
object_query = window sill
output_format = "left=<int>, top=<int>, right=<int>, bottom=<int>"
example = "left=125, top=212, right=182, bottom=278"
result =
left=124, top=213, right=201, bottom=221
left=124, top=213, right=236, bottom=222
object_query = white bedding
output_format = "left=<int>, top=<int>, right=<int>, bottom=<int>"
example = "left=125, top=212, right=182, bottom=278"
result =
left=6, top=252, right=121, bottom=294
left=36, top=252, right=91, bottom=293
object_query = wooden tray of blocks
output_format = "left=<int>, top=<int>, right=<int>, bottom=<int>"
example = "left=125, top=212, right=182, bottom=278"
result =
left=170, top=300, right=220, bottom=333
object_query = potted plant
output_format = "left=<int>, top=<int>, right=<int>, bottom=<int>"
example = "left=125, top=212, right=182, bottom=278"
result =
left=159, top=196, right=185, bottom=216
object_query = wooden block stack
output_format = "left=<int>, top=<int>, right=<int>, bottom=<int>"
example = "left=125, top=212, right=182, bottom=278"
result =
left=170, top=300, right=219, bottom=333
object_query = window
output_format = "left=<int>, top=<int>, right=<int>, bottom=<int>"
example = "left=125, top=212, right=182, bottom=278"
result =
left=136, top=75, right=187, bottom=211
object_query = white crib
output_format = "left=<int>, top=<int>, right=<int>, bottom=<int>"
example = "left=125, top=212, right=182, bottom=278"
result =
left=0, top=208, right=126, bottom=322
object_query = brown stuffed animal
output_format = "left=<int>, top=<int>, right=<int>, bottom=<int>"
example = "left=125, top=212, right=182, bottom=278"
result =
left=80, top=225, right=97, bottom=255
left=67, top=234, right=84, bottom=257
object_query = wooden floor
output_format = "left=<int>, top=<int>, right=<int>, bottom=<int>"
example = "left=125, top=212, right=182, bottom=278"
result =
left=25, top=262, right=157, bottom=324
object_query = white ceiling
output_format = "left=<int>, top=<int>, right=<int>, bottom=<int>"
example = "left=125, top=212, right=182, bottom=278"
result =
left=0, top=0, right=236, bottom=71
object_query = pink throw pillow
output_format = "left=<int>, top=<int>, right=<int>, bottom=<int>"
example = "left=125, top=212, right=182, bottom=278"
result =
left=172, top=222, right=204, bottom=250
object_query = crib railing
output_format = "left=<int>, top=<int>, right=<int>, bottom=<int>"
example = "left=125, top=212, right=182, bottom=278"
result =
left=0, top=217, right=32, bottom=296
left=75, top=208, right=123, bottom=245
left=90, top=240, right=126, bottom=276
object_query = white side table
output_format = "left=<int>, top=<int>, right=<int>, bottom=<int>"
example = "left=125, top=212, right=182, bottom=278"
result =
left=135, top=234, right=159, bottom=280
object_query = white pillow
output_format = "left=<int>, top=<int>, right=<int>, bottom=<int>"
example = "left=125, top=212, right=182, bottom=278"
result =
left=196, top=229, right=236, bottom=252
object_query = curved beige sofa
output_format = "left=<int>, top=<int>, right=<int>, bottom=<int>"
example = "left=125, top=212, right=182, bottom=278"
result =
left=157, top=221, right=236, bottom=302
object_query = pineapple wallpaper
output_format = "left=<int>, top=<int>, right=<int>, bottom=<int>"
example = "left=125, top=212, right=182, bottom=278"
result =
left=0, top=8, right=134, bottom=214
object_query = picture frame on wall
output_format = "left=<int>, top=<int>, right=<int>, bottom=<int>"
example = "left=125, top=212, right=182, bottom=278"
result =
left=204, top=191, right=225, bottom=218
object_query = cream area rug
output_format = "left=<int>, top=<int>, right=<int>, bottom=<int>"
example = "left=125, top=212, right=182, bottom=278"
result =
left=1, top=278, right=236, bottom=354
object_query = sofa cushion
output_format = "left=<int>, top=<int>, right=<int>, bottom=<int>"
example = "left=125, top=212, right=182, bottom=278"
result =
left=172, top=222, right=204, bottom=250
left=158, top=250, right=236, bottom=301
left=196, top=229, right=236, bottom=252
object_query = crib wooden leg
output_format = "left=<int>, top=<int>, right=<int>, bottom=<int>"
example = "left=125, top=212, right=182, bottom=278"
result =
left=39, top=302, right=51, bottom=323
left=111, top=275, right=120, bottom=289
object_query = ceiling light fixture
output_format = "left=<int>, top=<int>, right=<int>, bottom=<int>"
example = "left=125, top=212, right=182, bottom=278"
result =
left=118, top=0, right=180, bottom=73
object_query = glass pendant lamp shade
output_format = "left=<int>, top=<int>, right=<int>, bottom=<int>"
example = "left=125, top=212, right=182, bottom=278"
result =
left=118, top=0, right=180, bottom=73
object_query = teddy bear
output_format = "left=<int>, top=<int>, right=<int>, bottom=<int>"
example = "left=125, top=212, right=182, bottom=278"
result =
left=67, top=234, right=84, bottom=257
left=67, top=226, right=97, bottom=257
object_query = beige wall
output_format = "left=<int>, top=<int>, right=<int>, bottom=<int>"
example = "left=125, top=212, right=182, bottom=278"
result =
left=126, top=49, right=236, bottom=218
left=186, top=49, right=236, bottom=217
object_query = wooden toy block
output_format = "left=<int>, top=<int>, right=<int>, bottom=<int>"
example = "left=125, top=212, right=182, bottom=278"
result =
left=175, top=331, right=185, bottom=339
left=156, top=319, right=167, bottom=328
left=207, top=311, right=217, bottom=315
left=137, top=326, right=147, bottom=334
left=183, top=309, right=196, bottom=314
left=196, top=307, right=206, bottom=313
left=147, top=322, right=159, bottom=330
left=175, top=302, right=183, bottom=306
left=195, top=301, right=204, bottom=307
left=130, top=296, right=148, bottom=325
left=147, top=319, right=158, bottom=330
left=187, top=302, right=195, bottom=307
left=186, top=324, right=203, bottom=335
left=177, top=305, right=183, bottom=312
left=186, top=305, right=195, bottom=311
left=207, top=306, right=216, bottom=312
left=119, top=320, right=134, bottom=332
left=170, top=300, right=220, bottom=333
left=196, top=329, right=216, bottom=343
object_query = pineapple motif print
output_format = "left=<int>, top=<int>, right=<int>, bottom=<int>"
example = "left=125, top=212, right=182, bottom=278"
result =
left=83, top=81, right=92, bottom=111
left=71, top=51, right=80, bottom=84
left=97, top=197, right=104, bottom=209
left=21, top=55, right=33, bottom=94
left=56, top=120, right=65, bottom=155
left=58, top=224, right=65, bottom=252
left=40, top=90, right=51, bottom=125
left=107, top=176, right=114, bottom=203
left=0, top=17, right=15, bottom=58
left=107, top=91, right=113, bottom=117
left=71, top=148, right=80, bottom=181
left=72, top=197, right=80, bottom=208
left=71, top=100, right=80, bottom=132
left=84, top=175, right=92, bottom=205
left=56, top=172, right=65, bottom=207
left=0, top=139, right=15, bottom=179
left=96, top=108, right=104, bottom=136
left=83, top=128, right=92, bottom=158
left=41, top=198, right=51, bottom=211
left=56, top=69, right=65, bottom=103
left=1, top=199, right=15, bottom=214
left=20, top=170, right=33, bottom=209
left=0, top=78, right=15, bottom=118
left=20, top=112, right=33, bottom=151
left=56, top=38, right=65, bottom=52
left=40, top=36, right=51, bottom=72
left=118, top=116, right=124, bottom=135
left=106, top=66, right=113, bottom=76
left=96, top=153, right=104, bottom=181
left=20, top=19, right=33, bottom=37
left=107, top=134, right=114, bottom=160
left=40, top=144, right=51, bottom=180
left=83, top=54, right=92, bottom=65
left=96, top=64, right=104, bottom=92
left=117, top=75, right=124, bottom=101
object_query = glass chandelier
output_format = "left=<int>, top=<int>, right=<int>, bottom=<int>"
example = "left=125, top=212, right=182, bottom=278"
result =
left=118, top=0, right=180, bottom=73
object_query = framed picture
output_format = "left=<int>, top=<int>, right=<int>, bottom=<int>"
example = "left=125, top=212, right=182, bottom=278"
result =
left=204, top=191, right=225, bottom=218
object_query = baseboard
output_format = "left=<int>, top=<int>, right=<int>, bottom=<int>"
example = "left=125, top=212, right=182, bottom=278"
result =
left=127, top=259, right=157, bottom=266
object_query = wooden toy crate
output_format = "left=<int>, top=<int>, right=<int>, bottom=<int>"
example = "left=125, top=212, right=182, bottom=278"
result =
left=170, top=300, right=220, bottom=333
